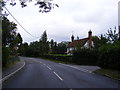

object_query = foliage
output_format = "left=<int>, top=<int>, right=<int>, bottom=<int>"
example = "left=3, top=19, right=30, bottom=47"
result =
left=18, top=42, right=28, bottom=56
left=97, top=40, right=120, bottom=70
left=2, top=17, right=23, bottom=67
left=2, top=47, right=10, bottom=67
left=49, top=39, right=57, bottom=54
left=39, top=54, right=72, bottom=63
left=2, top=17, right=17, bottom=47
left=92, top=27, right=119, bottom=49
left=18, top=31, right=50, bottom=57
left=1, top=0, right=59, bottom=13
left=73, top=48, right=98, bottom=65
left=57, top=42, right=67, bottom=54
left=40, top=30, right=49, bottom=55
left=105, top=27, right=119, bottom=43
left=92, top=36, right=101, bottom=49
left=94, top=69, right=120, bottom=79
left=72, top=27, right=119, bottom=70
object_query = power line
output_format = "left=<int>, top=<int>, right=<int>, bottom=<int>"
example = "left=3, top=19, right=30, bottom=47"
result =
left=4, top=6, right=38, bottom=38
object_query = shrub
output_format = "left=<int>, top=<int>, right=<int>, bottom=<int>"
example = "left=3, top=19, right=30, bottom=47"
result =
left=73, top=49, right=98, bottom=65
left=39, top=54, right=72, bottom=63
left=97, top=43, right=120, bottom=70
left=2, top=47, right=10, bottom=67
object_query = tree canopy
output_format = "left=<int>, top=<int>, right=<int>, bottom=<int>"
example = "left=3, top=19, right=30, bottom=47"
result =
left=2, top=17, right=17, bottom=47
left=1, top=0, right=59, bottom=13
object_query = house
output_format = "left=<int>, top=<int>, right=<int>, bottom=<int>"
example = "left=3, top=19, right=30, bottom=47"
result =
left=67, top=30, right=94, bottom=55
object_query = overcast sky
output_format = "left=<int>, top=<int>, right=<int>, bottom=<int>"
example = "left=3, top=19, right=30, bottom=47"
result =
left=5, top=0, right=119, bottom=44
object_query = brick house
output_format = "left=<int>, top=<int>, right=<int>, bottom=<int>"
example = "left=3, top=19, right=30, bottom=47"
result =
left=67, top=30, right=94, bottom=55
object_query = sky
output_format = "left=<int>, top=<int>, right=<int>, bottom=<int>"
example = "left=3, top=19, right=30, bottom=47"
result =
left=5, top=0, right=119, bottom=44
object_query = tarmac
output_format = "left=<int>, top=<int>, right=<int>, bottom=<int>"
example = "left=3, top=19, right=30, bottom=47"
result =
left=1, top=57, right=101, bottom=82
left=1, top=57, right=25, bottom=82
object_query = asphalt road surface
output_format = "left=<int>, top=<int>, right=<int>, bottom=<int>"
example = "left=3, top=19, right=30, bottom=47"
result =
left=2, top=57, right=120, bottom=88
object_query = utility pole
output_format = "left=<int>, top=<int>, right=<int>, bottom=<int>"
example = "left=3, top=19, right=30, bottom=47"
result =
left=118, top=1, right=120, bottom=39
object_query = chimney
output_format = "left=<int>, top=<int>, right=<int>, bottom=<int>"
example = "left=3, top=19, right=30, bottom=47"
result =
left=71, top=35, right=74, bottom=42
left=88, top=30, right=92, bottom=48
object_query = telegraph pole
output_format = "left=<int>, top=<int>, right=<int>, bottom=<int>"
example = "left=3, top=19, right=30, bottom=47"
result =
left=118, top=1, right=120, bottom=39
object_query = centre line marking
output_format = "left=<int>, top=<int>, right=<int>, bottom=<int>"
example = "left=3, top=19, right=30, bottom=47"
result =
left=53, top=72, right=63, bottom=81
left=47, top=66, right=52, bottom=70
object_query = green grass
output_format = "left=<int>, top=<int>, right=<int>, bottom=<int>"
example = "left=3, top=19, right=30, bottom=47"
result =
left=94, top=69, right=120, bottom=80
left=3, top=60, right=19, bottom=70
left=49, top=54, right=72, bottom=56
left=38, top=57, right=76, bottom=65
left=3, top=56, right=20, bottom=70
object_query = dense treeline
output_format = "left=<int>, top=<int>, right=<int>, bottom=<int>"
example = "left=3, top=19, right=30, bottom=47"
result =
left=2, top=17, right=22, bottom=67
left=18, top=31, right=67, bottom=57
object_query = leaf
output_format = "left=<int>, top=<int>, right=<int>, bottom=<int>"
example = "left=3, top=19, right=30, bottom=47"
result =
left=55, top=4, right=59, bottom=7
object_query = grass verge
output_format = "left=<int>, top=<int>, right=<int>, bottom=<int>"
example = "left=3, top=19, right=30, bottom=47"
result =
left=38, top=57, right=76, bottom=65
left=3, top=56, right=20, bottom=70
left=94, top=69, right=120, bottom=80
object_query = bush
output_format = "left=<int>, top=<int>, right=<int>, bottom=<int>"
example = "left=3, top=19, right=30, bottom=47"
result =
left=39, top=54, right=72, bottom=63
left=73, top=49, right=98, bottom=65
left=97, top=43, right=120, bottom=70
left=72, top=41, right=120, bottom=70
left=2, top=47, right=10, bottom=67
left=2, top=47, right=20, bottom=68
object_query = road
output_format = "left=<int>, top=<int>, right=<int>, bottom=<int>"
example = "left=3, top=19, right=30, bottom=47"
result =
left=2, top=57, right=120, bottom=88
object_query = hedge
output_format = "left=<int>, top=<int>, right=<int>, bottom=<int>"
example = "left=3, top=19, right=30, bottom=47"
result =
left=2, top=47, right=20, bottom=67
left=97, top=43, right=120, bottom=70
left=38, top=42, right=120, bottom=70
left=39, top=54, right=73, bottom=63
left=72, top=49, right=98, bottom=65
left=2, top=47, right=10, bottom=67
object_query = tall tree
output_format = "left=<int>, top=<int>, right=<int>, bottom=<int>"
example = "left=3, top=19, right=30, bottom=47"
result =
left=41, top=30, right=47, bottom=43
left=40, top=30, right=49, bottom=55
left=106, top=27, right=119, bottom=43
left=99, top=34, right=108, bottom=45
left=57, top=42, right=67, bottom=54
left=2, top=17, right=17, bottom=47
left=17, top=33, right=23, bottom=45
left=2, top=17, right=23, bottom=66
left=92, top=36, right=100, bottom=49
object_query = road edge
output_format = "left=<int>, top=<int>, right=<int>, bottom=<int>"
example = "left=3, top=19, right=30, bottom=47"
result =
left=0, top=61, right=25, bottom=83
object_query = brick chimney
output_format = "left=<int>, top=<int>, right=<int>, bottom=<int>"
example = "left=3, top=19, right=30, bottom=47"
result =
left=88, top=30, right=92, bottom=48
left=71, top=35, right=74, bottom=42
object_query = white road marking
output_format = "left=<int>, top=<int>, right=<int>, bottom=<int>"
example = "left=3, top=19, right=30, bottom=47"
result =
left=47, top=66, right=52, bottom=70
left=59, top=63, right=92, bottom=74
left=39, top=61, right=42, bottom=63
left=0, top=61, right=25, bottom=83
left=43, top=64, right=46, bottom=65
left=53, top=72, right=63, bottom=81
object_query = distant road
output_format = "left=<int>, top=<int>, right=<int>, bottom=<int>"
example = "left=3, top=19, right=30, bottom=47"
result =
left=3, top=57, right=120, bottom=88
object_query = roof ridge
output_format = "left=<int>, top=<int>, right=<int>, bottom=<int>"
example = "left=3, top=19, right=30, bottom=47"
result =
left=74, top=38, right=89, bottom=41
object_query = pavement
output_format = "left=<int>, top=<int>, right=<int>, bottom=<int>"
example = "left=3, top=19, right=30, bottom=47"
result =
left=2, top=57, right=120, bottom=88
left=59, top=63, right=101, bottom=73
left=2, top=57, right=25, bottom=82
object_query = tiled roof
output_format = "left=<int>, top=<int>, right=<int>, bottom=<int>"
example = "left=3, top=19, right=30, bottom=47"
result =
left=68, top=38, right=89, bottom=48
